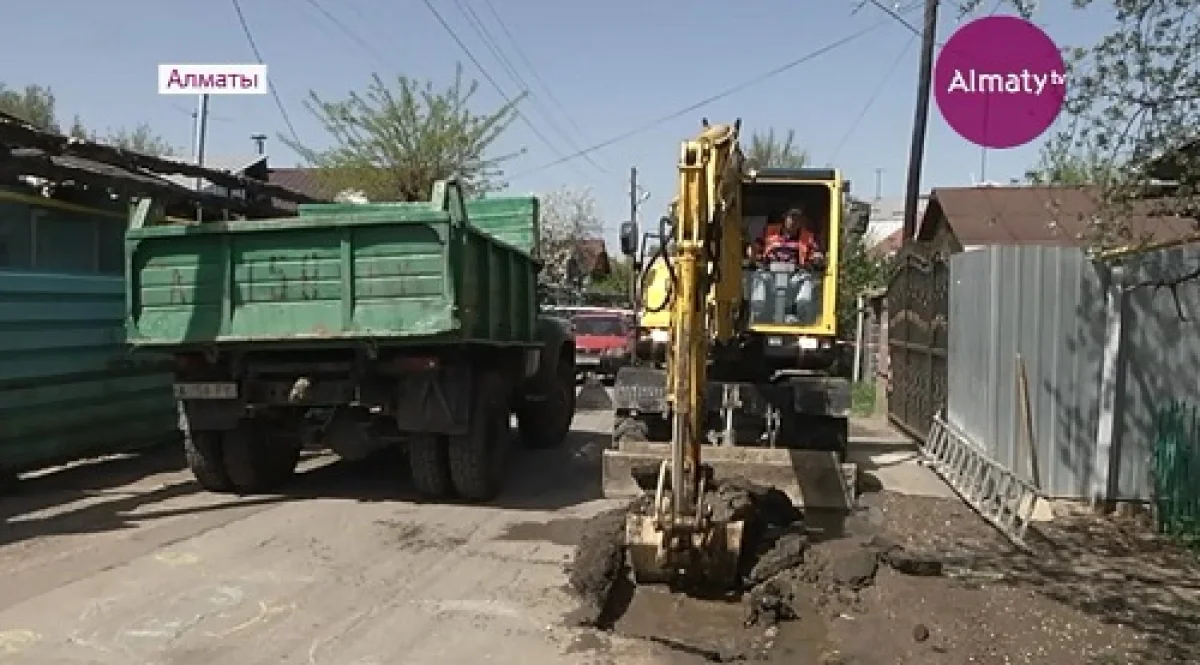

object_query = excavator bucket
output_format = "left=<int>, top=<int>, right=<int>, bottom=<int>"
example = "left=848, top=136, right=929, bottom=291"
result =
left=603, top=441, right=858, bottom=511
left=624, top=509, right=745, bottom=587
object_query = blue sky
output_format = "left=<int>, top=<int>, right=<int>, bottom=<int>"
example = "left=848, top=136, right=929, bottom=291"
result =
left=6, top=0, right=1113, bottom=246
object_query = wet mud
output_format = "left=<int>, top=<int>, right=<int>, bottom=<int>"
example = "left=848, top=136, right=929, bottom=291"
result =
left=565, top=479, right=943, bottom=662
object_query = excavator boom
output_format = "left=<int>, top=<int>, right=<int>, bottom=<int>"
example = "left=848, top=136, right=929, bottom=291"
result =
left=609, top=121, right=860, bottom=589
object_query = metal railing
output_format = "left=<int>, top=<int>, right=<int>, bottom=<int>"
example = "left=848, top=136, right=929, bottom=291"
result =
left=1154, top=401, right=1200, bottom=550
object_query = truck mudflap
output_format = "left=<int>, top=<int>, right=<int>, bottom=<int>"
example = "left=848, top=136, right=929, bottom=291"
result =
left=392, top=364, right=473, bottom=436
left=611, top=366, right=852, bottom=418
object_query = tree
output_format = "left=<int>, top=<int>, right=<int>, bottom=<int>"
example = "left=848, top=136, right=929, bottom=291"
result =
left=745, top=128, right=809, bottom=169
left=537, top=186, right=604, bottom=289
left=0, top=84, right=60, bottom=132
left=0, top=82, right=178, bottom=156
left=967, top=0, right=1199, bottom=245
left=590, top=255, right=635, bottom=300
left=97, top=123, right=179, bottom=156
left=284, top=65, right=524, bottom=202
left=837, top=228, right=895, bottom=339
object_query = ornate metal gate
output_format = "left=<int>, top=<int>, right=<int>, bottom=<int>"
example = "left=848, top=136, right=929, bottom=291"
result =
left=886, top=250, right=949, bottom=442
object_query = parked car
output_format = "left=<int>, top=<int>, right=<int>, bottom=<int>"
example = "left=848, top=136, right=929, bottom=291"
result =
left=571, top=312, right=634, bottom=383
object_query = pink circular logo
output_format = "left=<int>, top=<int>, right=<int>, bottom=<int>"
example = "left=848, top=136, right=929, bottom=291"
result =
left=934, top=16, right=1066, bottom=149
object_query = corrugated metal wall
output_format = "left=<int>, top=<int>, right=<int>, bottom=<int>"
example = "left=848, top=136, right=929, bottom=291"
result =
left=948, top=246, right=1108, bottom=498
left=947, top=245, right=1200, bottom=501
left=0, top=271, right=176, bottom=473
left=1118, top=246, right=1200, bottom=500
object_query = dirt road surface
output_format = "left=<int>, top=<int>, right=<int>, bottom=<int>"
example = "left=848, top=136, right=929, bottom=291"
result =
left=4, top=392, right=1199, bottom=665
left=0, top=407, right=680, bottom=665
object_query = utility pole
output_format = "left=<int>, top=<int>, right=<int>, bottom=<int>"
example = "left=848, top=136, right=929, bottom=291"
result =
left=874, top=168, right=884, bottom=202
left=192, top=94, right=210, bottom=192
left=251, top=133, right=267, bottom=155
left=628, top=166, right=640, bottom=305
left=901, top=0, right=940, bottom=246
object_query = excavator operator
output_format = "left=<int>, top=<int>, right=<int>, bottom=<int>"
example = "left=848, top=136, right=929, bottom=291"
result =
left=749, top=208, right=824, bottom=323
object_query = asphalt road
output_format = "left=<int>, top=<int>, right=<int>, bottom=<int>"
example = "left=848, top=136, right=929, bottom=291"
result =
left=0, top=401, right=683, bottom=665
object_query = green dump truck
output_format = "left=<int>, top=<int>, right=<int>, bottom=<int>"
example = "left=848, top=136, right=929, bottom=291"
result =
left=124, top=179, right=576, bottom=502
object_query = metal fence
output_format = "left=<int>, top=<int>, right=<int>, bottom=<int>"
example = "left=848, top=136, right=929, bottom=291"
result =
left=947, top=245, right=1200, bottom=502
left=1154, top=401, right=1200, bottom=548
left=0, top=271, right=176, bottom=474
left=887, top=252, right=949, bottom=442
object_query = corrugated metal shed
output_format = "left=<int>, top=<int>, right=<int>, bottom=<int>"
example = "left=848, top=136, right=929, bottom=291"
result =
left=0, top=271, right=176, bottom=473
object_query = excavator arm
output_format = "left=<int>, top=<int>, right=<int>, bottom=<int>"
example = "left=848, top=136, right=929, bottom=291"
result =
left=624, top=122, right=748, bottom=586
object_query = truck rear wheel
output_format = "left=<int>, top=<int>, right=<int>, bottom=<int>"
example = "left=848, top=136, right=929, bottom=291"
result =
left=184, top=430, right=232, bottom=491
left=516, top=357, right=575, bottom=449
left=408, top=434, right=454, bottom=498
left=448, top=371, right=511, bottom=501
left=221, top=419, right=301, bottom=494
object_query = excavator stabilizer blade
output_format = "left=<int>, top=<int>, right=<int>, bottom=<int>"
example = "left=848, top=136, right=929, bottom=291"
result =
left=602, top=442, right=857, bottom=510
left=624, top=510, right=745, bottom=588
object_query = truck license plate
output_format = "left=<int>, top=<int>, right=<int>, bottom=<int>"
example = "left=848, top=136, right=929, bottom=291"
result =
left=173, top=382, right=238, bottom=399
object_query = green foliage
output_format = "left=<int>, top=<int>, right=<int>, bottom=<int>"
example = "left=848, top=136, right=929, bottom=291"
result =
left=837, top=227, right=894, bottom=339
left=851, top=381, right=878, bottom=417
left=0, top=82, right=177, bottom=156
left=99, top=123, right=180, bottom=156
left=0, top=84, right=58, bottom=131
left=284, top=65, right=524, bottom=202
left=590, top=256, right=635, bottom=300
left=745, top=128, right=809, bottom=169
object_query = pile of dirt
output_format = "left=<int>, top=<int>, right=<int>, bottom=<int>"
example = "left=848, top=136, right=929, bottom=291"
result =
left=565, top=478, right=953, bottom=653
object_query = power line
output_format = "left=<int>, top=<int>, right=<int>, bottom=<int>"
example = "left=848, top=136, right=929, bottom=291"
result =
left=449, top=0, right=607, bottom=173
left=230, top=0, right=301, bottom=144
left=477, top=0, right=590, bottom=141
left=828, top=33, right=918, bottom=162
left=419, top=0, right=594, bottom=177
left=302, top=0, right=393, bottom=70
left=510, top=5, right=925, bottom=179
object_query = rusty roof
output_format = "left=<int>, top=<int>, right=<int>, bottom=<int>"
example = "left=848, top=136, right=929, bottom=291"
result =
left=919, top=185, right=1197, bottom=250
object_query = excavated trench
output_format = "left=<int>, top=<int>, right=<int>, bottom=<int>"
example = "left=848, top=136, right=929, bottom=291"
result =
left=565, top=478, right=920, bottom=663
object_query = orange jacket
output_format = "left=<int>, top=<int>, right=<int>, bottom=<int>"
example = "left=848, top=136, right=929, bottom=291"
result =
left=763, top=227, right=817, bottom=263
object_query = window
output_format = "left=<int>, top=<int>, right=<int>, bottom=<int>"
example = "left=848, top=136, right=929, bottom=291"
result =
left=573, top=316, right=626, bottom=336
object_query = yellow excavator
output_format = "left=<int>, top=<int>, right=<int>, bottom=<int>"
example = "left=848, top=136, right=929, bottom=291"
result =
left=605, top=120, right=871, bottom=586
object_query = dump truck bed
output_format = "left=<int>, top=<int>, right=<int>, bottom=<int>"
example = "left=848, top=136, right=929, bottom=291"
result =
left=125, top=189, right=541, bottom=348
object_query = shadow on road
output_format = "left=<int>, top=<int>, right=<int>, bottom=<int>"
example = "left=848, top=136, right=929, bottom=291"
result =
left=971, top=514, right=1200, bottom=664
left=0, top=422, right=610, bottom=549
left=280, top=426, right=608, bottom=511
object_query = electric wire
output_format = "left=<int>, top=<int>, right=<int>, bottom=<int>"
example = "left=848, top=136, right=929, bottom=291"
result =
left=828, top=33, right=919, bottom=162
left=230, top=0, right=301, bottom=144
left=477, top=0, right=592, bottom=142
left=302, top=0, right=394, bottom=70
left=420, top=0, right=595, bottom=177
left=449, top=0, right=607, bottom=173
left=509, top=3, right=926, bottom=179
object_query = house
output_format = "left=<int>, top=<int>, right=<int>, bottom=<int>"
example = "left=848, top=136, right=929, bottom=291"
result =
left=909, top=184, right=1198, bottom=257
left=161, top=155, right=270, bottom=199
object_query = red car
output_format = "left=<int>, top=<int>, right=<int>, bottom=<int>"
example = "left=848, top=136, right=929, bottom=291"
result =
left=571, top=313, right=634, bottom=383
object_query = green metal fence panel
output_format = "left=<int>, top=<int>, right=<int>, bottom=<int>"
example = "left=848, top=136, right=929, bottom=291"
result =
left=1153, top=401, right=1200, bottom=549
left=0, top=271, right=176, bottom=473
